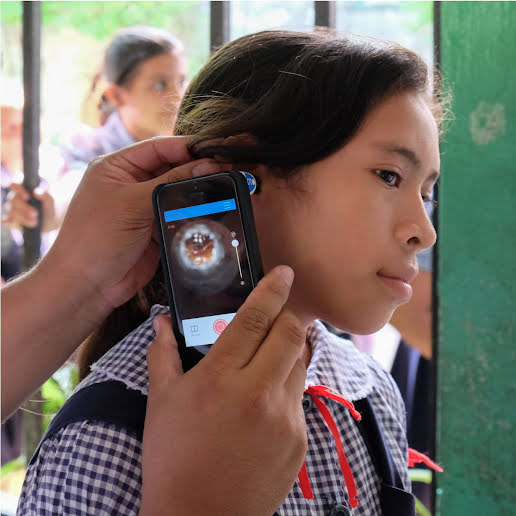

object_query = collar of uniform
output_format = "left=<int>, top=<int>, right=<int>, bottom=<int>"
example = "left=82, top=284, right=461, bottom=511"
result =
left=88, top=305, right=374, bottom=402
left=88, top=304, right=169, bottom=396
left=306, top=320, right=374, bottom=401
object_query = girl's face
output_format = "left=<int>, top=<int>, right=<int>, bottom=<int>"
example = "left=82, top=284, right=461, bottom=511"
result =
left=252, top=92, right=439, bottom=334
left=114, top=52, right=187, bottom=141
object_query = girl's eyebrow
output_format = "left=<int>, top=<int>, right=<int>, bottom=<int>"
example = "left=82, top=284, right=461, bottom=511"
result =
left=371, top=142, right=440, bottom=181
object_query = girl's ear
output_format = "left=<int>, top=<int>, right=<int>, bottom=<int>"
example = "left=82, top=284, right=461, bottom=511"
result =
left=102, top=83, right=126, bottom=109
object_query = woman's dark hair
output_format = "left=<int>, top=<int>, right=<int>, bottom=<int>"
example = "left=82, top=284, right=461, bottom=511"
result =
left=103, top=25, right=183, bottom=86
left=95, top=26, right=183, bottom=123
left=78, top=29, right=449, bottom=380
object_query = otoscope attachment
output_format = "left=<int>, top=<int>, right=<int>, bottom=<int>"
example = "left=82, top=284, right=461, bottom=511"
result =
left=240, top=171, right=258, bottom=195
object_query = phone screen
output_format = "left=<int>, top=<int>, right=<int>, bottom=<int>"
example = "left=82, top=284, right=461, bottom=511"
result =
left=158, top=174, right=255, bottom=353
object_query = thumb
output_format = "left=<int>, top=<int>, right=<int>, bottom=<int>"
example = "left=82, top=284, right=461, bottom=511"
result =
left=147, top=315, right=184, bottom=386
left=33, top=186, right=50, bottom=201
left=146, top=159, right=225, bottom=199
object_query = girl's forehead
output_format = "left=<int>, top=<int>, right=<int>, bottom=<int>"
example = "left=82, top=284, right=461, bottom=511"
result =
left=139, top=52, right=185, bottom=75
left=341, top=94, right=440, bottom=173
left=355, top=94, right=439, bottom=147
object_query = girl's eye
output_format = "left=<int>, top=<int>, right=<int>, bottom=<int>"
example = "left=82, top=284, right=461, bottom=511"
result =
left=153, top=80, right=167, bottom=92
left=374, top=169, right=401, bottom=188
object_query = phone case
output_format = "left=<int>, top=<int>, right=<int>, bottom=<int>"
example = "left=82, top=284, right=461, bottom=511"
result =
left=152, top=170, right=264, bottom=371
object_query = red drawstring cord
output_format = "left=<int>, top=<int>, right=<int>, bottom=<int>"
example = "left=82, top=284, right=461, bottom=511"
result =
left=297, top=386, right=444, bottom=507
left=298, top=461, right=313, bottom=498
left=408, top=448, right=444, bottom=472
left=298, top=385, right=362, bottom=508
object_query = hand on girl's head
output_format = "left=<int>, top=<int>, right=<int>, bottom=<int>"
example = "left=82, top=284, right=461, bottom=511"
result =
left=48, top=137, right=228, bottom=311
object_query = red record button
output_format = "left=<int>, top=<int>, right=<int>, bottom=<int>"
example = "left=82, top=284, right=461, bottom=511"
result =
left=213, top=319, right=228, bottom=335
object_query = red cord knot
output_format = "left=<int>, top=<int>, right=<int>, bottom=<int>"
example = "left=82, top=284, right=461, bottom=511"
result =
left=408, top=448, right=444, bottom=472
left=297, top=385, right=361, bottom=508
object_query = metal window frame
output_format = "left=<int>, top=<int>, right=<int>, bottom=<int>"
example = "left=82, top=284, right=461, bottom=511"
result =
left=210, top=1, right=230, bottom=53
left=22, top=0, right=41, bottom=270
left=315, top=1, right=336, bottom=28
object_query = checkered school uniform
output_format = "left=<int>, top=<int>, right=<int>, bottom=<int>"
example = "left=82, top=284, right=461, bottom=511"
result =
left=17, top=304, right=409, bottom=515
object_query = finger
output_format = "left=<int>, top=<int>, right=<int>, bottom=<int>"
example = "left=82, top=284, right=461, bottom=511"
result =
left=248, top=308, right=306, bottom=385
left=192, top=161, right=236, bottom=178
left=1, top=216, right=17, bottom=228
left=7, top=183, right=29, bottom=201
left=148, top=158, right=229, bottom=190
left=33, top=187, right=51, bottom=202
left=8, top=198, right=38, bottom=227
left=147, top=315, right=184, bottom=388
left=205, top=265, right=294, bottom=370
left=283, top=357, right=308, bottom=402
left=97, top=136, right=193, bottom=183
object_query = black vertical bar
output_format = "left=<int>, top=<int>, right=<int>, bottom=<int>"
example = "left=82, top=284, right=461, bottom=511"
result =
left=431, top=1, right=441, bottom=513
left=22, top=0, right=42, bottom=270
left=315, top=1, right=336, bottom=28
left=210, top=1, right=230, bottom=53
left=433, top=1, right=442, bottom=68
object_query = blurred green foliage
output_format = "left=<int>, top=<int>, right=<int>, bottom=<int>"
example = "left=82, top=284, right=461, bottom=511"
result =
left=1, top=1, right=210, bottom=76
left=2, top=1, right=201, bottom=35
left=399, top=1, right=433, bottom=31
left=40, top=363, right=79, bottom=432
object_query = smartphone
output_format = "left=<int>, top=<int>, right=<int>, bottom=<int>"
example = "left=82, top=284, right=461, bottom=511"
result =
left=153, top=170, right=264, bottom=371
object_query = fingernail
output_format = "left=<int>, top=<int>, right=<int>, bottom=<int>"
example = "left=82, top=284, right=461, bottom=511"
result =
left=192, top=161, right=218, bottom=177
left=153, top=317, right=160, bottom=334
left=277, top=265, right=294, bottom=287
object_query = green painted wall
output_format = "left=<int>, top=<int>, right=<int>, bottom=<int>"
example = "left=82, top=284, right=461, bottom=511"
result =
left=436, top=2, right=516, bottom=515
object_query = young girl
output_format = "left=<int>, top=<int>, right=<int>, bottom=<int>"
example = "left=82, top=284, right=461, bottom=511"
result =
left=18, top=29, right=444, bottom=515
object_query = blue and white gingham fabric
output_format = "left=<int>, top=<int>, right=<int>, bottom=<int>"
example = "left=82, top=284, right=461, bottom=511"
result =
left=17, top=304, right=409, bottom=515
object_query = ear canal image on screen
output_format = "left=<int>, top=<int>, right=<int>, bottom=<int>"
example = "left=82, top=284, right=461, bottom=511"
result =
left=170, top=219, right=238, bottom=294
left=179, top=223, right=223, bottom=270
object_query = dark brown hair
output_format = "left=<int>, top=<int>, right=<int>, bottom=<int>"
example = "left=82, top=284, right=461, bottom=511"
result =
left=177, top=30, right=445, bottom=170
left=78, top=29, right=447, bottom=379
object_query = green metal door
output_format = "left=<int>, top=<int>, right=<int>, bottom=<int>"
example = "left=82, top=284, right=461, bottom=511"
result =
left=436, top=2, right=516, bottom=514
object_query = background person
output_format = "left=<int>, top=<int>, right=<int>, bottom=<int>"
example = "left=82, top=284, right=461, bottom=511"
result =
left=2, top=25, right=187, bottom=237
left=1, top=100, right=24, bottom=283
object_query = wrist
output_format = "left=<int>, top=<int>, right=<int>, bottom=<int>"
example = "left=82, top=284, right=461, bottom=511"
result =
left=37, top=245, right=113, bottom=327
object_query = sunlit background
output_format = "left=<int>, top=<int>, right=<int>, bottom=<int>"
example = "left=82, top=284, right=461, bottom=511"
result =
left=1, top=1, right=432, bottom=145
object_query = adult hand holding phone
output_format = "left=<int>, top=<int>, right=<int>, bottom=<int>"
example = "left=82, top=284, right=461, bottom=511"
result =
left=2, top=136, right=227, bottom=418
left=142, top=265, right=308, bottom=516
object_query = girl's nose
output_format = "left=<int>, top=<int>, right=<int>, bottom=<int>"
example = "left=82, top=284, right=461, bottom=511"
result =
left=394, top=199, right=437, bottom=252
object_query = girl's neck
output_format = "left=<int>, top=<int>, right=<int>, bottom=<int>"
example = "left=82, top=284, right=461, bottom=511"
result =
left=302, top=339, right=312, bottom=369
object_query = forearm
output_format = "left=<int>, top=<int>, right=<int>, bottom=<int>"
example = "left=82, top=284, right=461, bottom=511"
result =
left=1, top=250, right=112, bottom=419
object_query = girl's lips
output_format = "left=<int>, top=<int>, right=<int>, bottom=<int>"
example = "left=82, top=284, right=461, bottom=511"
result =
left=377, top=273, right=413, bottom=301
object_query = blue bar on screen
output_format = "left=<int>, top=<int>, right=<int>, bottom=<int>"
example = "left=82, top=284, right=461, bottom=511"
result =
left=164, top=198, right=236, bottom=222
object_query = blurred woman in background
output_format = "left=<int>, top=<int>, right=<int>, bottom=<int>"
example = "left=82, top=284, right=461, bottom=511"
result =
left=2, top=25, right=187, bottom=237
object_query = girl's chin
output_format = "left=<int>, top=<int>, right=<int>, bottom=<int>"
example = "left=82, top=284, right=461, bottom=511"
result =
left=328, top=309, right=395, bottom=336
